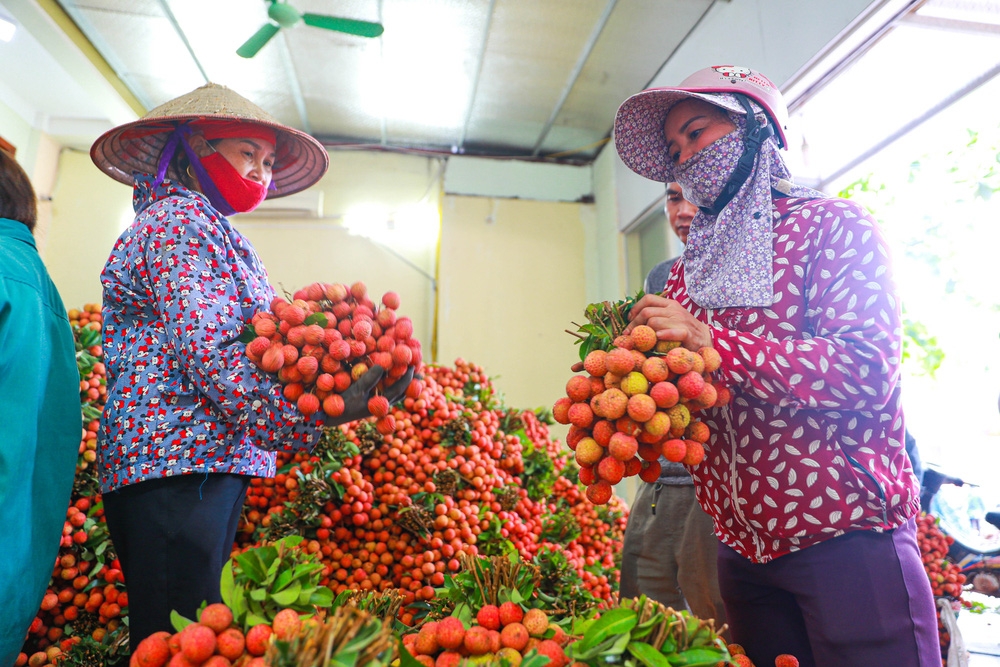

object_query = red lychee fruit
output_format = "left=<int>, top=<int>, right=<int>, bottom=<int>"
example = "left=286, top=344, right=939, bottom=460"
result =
left=597, top=456, right=625, bottom=484
left=382, top=291, right=401, bottom=309
left=499, top=622, right=529, bottom=651
left=615, top=416, right=642, bottom=438
left=583, top=350, right=608, bottom=377
left=297, top=392, right=320, bottom=417
left=641, top=356, right=669, bottom=383
left=639, top=460, right=662, bottom=482
left=434, top=651, right=462, bottom=667
left=612, top=335, right=634, bottom=350
left=683, top=440, right=705, bottom=466
left=666, top=403, right=691, bottom=434
left=608, top=432, right=638, bottom=462
left=699, top=346, right=722, bottom=373
left=605, top=348, right=636, bottom=376
left=650, top=381, right=679, bottom=409
left=201, top=657, right=230, bottom=667
left=626, top=393, right=657, bottom=423
left=522, top=608, right=549, bottom=637
left=367, top=395, right=390, bottom=418
left=414, top=622, right=439, bottom=655
left=592, top=419, right=615, bottom=447
left=272, top=609, right=302, bottom=642
left=349, top=281, right=367, bottom=300
left=476, top=605, right=501, bottom=631
left=565, top=375, right=592, bottom=403
left=498, top=601, right=524, bottom=627
left=487, top=629, right=502, bottom=654
left=547, top=623, right=568, bottom=647
left=587, top=479, right=611, bottom=505
left=629, top=325, right=657, bottom=352
left=676, top=370, right=706, bottom=400
left=535, top=639, right=568, bottom=667
left=244, top=624, right=272, bottom=657
left=598, top=388, right=628, bottom=420
left=685, top=420, right=710, bottom=443
left=214, top=629, right=245, bottom=662
left=435, top=616, right=466, bottom=651
left=180, top=624, right=216, bottom=665
left=552, top=397, right=572, bottom=425
left=643, top=411, right=671, bottom=437
left=694, top=383, right=718, bottom=409
left=578, top=464, right=596, bottom=485
left=567, top=402, right=594, bottom=428
left=463, top=626, right=492, bottom=656
left=665, top=347, right=696, bottom=375
left=133, top=633, right=172, bottom=667
left=733, top=656, right=755, bottom=667
left=662, top=438, right=687, bottom=463
left=774, top=656, right=800, bottom=667
left=167, top=653, right=198, bottom=667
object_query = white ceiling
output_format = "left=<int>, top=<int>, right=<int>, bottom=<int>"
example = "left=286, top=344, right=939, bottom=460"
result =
left=0, top=0, right=718, bottom=161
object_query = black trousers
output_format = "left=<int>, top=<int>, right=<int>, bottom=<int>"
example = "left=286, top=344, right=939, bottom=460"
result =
left=102, top=473, right=250, bottom=650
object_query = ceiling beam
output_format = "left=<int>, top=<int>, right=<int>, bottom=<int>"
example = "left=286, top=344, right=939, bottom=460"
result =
left=456, top=0, right=497, bottom=153
left=901, top=13, right=1000, bottom=35
left=6, top=0, right=144, bottom=121
left=531, top=0, right=617, bottom=157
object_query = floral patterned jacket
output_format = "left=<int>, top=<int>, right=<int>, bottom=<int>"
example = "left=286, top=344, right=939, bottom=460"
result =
left=667, top=196, right=919, bottom=563
left=98, top=175, right=323, bottom=493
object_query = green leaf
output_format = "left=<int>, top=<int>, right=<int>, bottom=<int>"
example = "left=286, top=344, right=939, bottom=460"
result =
left=249, top=588, right=267, bottom=601
left=220, top=563, right=235, bottom=607
left=311, top=586, right=334, bottom=607
left=236, top=325, right=257, bottom=344
left=270, top=582, right=302, bottom=606
left=669, top=647, right=729, bottom=666
left=578, top=607, right=638, bottom=652
left=236, top=551, right=268, bottom=584
left=273, top=567, right=294, bottom=592
left=246, top=611, right=269, bottom=626
left=520, top=652, right=553, bottom=667
left=170, top=609, right=194, bottom=632
left=628, top=641, right=673, bottom=667
left=304, top=313, right=328, bottom=327
left=452, top=602, right=472, bottom=627
left=397, top=641, right=425, bottom=667
left=331, top=651, right=358, bottom=667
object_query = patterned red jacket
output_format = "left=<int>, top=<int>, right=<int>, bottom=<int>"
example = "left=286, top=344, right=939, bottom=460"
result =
left=667, top=196, right=920, bottom=563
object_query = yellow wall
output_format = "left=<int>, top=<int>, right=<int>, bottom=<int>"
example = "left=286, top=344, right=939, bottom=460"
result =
left=437, top=195, right=590, bottom=417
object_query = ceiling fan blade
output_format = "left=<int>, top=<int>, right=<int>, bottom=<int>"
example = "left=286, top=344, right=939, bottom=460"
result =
left=301, top=13, right=384, bottom=38
left=237, top=22, right=281, bottom=58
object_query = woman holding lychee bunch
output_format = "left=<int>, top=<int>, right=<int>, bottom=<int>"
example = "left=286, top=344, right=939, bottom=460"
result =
left=614, top=66, right=938, bottom=666
left=90, top=83, right=412, bottom=649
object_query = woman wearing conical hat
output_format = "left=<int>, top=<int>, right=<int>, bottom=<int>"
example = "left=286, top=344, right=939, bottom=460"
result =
left=91, top=83, right=411, bottom=647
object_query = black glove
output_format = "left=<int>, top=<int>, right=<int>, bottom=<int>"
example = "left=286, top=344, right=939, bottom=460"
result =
left=382, top=366, right=416, bottom=406
left=325, top=365, right=385, bottom=426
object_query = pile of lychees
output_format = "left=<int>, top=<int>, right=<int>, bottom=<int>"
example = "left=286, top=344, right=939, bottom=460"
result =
left=244, top=281, right=421, bottom=431
left=402, top=604, right=570, bottom=667
left=553, top=325, right=729, bottom=505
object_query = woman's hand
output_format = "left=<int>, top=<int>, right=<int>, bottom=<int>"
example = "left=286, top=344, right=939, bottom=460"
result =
left=625, top=294, right=713, bottom=351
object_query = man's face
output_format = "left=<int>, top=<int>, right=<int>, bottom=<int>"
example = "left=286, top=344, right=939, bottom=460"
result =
left=665, top=182, right=697, bottom=245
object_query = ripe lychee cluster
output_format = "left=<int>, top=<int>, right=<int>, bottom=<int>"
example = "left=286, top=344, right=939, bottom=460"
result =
left=244, top=281, right=421, bottom=429
left=553, top=326, right=730, bottom=504
left=128, top=604, right=303, bottom=667
left=402, top=604, right=570, bottom=667
left=727, top=644, right=801, bottom=667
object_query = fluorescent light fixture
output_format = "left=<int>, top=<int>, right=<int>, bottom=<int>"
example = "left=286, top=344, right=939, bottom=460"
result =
left=0, top=13, right=16, bottom=42
left=344, top=202, right=439, bottom=249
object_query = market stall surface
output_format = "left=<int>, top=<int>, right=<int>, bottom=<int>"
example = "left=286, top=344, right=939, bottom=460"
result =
left=960, top=594, right=1000, bottom=666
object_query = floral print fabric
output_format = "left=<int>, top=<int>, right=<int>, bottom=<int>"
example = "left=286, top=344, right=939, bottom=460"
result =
left=664, top=196, right=919, bottom=563
left=97, top=175, right=324, bottom=493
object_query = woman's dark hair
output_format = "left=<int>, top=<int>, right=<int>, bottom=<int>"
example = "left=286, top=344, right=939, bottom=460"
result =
left=0, top=148, right=38, bottom=231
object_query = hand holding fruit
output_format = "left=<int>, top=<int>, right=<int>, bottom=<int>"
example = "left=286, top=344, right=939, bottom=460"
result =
left=625, top=293, right=713, bottom=351
left=326, top=365, right=386, bottom=426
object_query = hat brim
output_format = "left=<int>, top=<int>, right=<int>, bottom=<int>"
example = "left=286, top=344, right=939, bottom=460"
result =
left=613, top=89, right=747, bottom=183
left=90, top=114, right=329, bottom=198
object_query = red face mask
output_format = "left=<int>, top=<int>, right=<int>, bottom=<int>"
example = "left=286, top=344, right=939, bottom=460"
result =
left=198, top=151, right=268, bottom=214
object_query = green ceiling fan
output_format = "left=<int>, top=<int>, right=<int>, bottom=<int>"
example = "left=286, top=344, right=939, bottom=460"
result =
left=237, top=0, right=384, bottom=58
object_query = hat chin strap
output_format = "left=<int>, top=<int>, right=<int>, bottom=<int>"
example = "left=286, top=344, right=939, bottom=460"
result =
left=698, top=94, right=775, bottom=217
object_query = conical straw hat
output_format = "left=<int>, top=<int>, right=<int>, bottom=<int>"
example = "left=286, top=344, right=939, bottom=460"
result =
left=90, top=83, right=329, bottom=198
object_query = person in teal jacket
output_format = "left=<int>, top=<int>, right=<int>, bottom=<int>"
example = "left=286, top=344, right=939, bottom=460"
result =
left=0, top=148, right=81, bottom=664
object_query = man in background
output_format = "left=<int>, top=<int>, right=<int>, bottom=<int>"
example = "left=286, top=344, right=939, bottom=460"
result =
left=619, top=183, right=727, bottom=634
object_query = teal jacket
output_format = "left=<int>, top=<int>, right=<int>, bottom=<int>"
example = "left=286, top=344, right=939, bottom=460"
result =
left=0, top=218, right=80, bottom=664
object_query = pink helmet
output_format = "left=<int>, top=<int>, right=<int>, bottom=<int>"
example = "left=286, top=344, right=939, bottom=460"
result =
left=614, top=65, right=788, bottom=183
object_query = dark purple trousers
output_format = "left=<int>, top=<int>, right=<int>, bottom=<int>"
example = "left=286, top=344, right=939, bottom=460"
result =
left=717, top=518, right=940, bottom=667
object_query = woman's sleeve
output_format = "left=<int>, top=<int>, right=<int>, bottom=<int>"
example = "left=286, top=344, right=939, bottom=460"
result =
left=145, top=206, right=324, bottom=450
left=710, top=201, right=902, bottom=411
